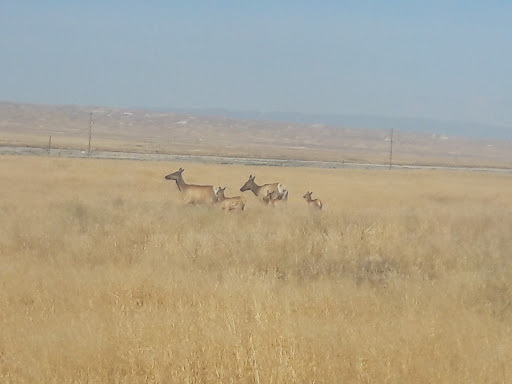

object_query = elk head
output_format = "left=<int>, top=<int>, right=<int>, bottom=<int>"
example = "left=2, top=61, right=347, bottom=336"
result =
left=165, top=168, right=185, bottom=191
left=240, top=174, right=256, bottom=192
left=215, top=186, right=226, bottom=200
left=263, top=190, right=275, bottom=204
left=165, top=167, right=184, bottom=181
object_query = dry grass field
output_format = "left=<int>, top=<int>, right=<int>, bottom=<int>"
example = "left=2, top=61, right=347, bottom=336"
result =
left=1, top=155, right=512, bottom=383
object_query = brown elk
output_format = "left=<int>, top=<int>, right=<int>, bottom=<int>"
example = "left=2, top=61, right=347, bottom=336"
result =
left=164, top=168, right=217, bottom=205
left=215, top=187, right=246, bottom=211
left=303, top=191, right=322, bottom=210
left=240, top=175, right=288, bottom=201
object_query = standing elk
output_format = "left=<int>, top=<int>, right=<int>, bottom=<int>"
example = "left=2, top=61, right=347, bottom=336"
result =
left=303, top=191, right=322, bottom=210
left=164, top=168, right=217, bottom=205
left=215, top=187, right=246, bottom=211
left=240, top=174, right=288, bottom=201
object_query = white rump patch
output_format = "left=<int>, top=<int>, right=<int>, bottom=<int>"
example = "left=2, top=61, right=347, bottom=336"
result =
left=277, top=183, right=288, bottom=199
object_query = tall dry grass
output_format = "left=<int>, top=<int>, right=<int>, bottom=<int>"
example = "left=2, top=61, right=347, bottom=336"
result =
left=1, top=155, right=511, bottom=383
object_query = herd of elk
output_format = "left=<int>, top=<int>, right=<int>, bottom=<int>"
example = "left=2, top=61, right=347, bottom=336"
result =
left=164, top=168, right=322, bottom=210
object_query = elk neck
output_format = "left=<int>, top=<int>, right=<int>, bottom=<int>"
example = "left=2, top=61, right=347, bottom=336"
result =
left=175, top=174, right=188, bottom=192
left=249, top=180, right=262, bottom=196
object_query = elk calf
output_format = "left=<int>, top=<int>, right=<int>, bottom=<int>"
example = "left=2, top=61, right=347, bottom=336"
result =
left=263, top=190, right=275, bottom=205
left=303, top=191, right=322, bottom=210
left=215, top=187, right=246, bottom=211
left=263, top=191, right=285, bottom=207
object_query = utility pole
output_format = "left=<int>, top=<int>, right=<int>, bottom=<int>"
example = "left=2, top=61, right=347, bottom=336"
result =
left=389, top=128, right=394, bottom=170
left=88, top=112, right=93, bottom=156
left=48, top=135, right=52, bottom=154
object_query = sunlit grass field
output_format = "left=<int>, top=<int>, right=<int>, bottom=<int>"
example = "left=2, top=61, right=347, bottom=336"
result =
left=1, top=155, right=511, bottom=383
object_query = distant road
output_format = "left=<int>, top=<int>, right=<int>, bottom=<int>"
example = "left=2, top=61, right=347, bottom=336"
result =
left=1, top=145, right=511, bottom=174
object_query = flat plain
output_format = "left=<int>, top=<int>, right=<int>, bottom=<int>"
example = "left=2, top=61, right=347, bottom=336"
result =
left=1, top=154, right=511, bottom=383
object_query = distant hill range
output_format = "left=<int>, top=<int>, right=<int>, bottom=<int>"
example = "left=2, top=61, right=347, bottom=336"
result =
left=164, top=108, right=512, bottom=140
left=1, top=101, right=511, bottom=168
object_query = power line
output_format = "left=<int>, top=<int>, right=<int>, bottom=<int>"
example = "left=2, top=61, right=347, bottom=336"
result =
left=389, top=128, right=394, bottom=170
left=88, top=112, right=93, bottom=156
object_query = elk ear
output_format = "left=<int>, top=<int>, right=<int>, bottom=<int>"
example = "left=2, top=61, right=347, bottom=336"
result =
left=179, top=168, right=184, bottom=173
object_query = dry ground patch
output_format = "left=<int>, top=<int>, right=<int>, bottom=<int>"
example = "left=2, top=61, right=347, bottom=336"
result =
left=1, top=155, right=512, bottom=383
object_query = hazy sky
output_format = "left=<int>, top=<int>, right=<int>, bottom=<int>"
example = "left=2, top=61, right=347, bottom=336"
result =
left=1, top=1, right=511, bottom=127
